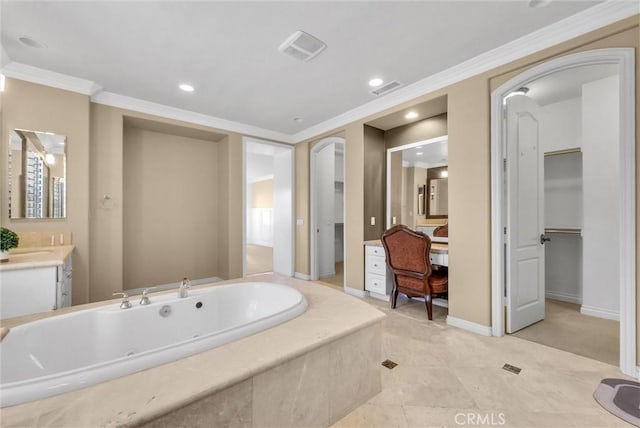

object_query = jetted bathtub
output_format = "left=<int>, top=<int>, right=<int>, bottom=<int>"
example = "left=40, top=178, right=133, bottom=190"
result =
left=0, top=281, right=307, bottom=407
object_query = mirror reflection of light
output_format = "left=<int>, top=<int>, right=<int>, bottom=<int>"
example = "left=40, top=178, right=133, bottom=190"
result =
left=441, top=170, right=448, bottom=178
left=45, top=153, right=56, bottom=165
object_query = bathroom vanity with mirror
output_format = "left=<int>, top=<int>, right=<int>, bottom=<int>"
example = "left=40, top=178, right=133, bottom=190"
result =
left=386, top=135, right=448, bottom=229
left=0, top=246, right=73, bottom=319
left=375, top=134, right=449, bottom=305
left=8, top=129, right=67, bottom=219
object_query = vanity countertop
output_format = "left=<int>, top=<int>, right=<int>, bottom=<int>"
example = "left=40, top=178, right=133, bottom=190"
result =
left=364, top=239, right=448, bottom=254
left=0, top=245, right=74, bottom=272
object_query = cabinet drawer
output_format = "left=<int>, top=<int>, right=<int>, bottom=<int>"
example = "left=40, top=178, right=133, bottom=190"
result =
left=366, top=245, right=385, bottom=257
left=367, top=255, right=386, bottom=275
left=365, top=273, right=387, bottom=294
left=429, top=253, right=445, bottom=266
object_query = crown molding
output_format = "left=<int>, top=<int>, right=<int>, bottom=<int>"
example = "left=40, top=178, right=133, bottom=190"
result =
left=1, top=61, right=293, bottom=143
left=292, top=0, right=639, bottom=143
left=1, top=1, right=636, bottom=144
left=91, top=91, right=294, bottom=143
left=1, top=61, right=102, bottom=96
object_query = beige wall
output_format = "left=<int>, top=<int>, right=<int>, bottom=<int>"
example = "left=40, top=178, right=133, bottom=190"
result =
left=122, top=127, right=220, bottom=290
left=1, top=79, right=90, bottom=305
left=344, top=125, right=365, bottom=290
left=295, top=142, right=310, bottom=275
left=389, top=151, right=403, bottom=227
left=363, top=125, right=385, bottom=241
left=89, top=105, right=244, bottom=302
left=385, top=113, right=448, bottom=149
left=447, top=76, right=492, bottom=325
left=216, top=133, right=244, bottom=281
left=89, top=103, right=123, bottom=302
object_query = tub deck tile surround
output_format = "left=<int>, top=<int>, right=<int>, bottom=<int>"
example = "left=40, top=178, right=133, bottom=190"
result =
left=0, top=275, right=384, bottom=427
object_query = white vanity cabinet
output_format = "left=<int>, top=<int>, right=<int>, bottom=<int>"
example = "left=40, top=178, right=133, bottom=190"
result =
left=364, top=240, right=449, bottom=302
left=364, top=243, right=392, bottom=300
left=0, top=249, right=73, bottom=319
left=57, top=254, right=73, bottom=308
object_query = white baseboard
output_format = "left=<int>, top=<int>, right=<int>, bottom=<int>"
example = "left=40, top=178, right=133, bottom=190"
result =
left=247, top=240, right=273, bottom=248
left=580, top=305, right=620, bottom=321
left=366, top=291, right=390, bottom=302
left=447, top=315, right=493, bottom=337
left=545, top=291, right=582, bottom=305
left=294, top=272, right=310, bottom=281
left=345, top=287, right=366, bottom=298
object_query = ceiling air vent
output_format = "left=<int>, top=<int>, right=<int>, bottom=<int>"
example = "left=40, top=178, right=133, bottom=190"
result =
left=278, top=30, right=326, bottom=62
left=370, top=80, right=403, bottom=96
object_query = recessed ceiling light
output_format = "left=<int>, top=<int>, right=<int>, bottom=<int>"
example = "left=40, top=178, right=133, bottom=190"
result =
left=416, top=152, right=423, bottom=156
left=415, top=146, right=423, bottom=149
left=529, top=0, right=552, bottom=8
left=45, top=153, right=56, bottom=165
left=293, top=117, right=304, bottom=123
left=369, top=78, right=384, bottom=87
left=18, top=36, right=47, bottom=49
left=179, top=83, right=195, bottom=92
left=405, top=111, right=419, bottom=119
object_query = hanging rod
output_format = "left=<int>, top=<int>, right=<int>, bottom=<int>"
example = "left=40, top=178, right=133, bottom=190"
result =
left=544, top=228, right=582, bottom=235
left=544, top=148, right=581, bottom=157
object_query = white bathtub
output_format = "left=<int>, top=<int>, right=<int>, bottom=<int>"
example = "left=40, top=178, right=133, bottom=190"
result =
left=0, top=281, right=307, bottom=408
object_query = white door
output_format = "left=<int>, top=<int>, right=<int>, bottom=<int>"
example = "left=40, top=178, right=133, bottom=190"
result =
left=506, top=94, right=546, bottom=333
left=317, top=143, right=335, bottom=277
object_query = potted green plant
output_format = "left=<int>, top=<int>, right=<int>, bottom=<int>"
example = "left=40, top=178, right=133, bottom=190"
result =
left=0, top=227, right=19, bottom=263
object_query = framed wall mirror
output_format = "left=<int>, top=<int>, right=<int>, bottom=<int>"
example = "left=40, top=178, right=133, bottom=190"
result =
left=427, top=166, right=448, bottom=217
left=386, top=135, right=448, bottom=229
left=8, top=129, right=67, bottom=219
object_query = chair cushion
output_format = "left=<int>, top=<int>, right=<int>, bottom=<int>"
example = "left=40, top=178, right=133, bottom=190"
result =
left=434, top=224, right=448, bottom=237
left=396, top=272, right=448, bottom=294
left=428, top=272, right=448, bottom=294
left=397, top=275, right=425, bottom=292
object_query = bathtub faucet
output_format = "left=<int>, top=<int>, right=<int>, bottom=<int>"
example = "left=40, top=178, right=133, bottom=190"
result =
left=113, top=292, right=132, bottom=309
left=179, top=277, right=191, bottom=298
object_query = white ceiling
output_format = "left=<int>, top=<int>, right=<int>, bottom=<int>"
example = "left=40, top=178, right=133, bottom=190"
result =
left=11, top=129, right=66, bottom=154
left=403, top=139, right=448, bottom=168
left=1, top=1, right=605, bottom=136
left=525, top=63, right=619, bottom=106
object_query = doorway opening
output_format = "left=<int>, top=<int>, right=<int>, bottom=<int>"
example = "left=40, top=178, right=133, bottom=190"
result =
left=310, top=137, right=345, bottom=289
left=491, top=49, right=636, bottom=376
left=243, top=138, right=294, bottom=277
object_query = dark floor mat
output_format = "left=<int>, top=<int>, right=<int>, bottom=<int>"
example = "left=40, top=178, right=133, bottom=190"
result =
left=593, top=378, right=640, bottom=426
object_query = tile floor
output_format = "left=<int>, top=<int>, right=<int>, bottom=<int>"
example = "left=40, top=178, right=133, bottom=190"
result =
left=331, top=294, right=634, bottom=428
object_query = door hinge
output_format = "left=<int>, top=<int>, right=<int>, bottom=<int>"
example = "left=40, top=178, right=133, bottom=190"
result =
left=503, top=227, right=507, bottom=235
left=503, top=158, right=507, bottom=171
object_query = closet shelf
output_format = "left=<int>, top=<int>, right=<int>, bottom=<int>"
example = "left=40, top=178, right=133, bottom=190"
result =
left=544, top=227, right=582, bottom=235
left=544, top=148, right=581, bottom=157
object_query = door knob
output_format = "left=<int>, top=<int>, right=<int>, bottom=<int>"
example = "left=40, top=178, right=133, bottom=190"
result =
left=540, top=234, right=551, bottom=244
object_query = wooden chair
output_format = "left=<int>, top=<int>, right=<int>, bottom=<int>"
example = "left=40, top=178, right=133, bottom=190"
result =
left=381, top=225, right=448, bottom=320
